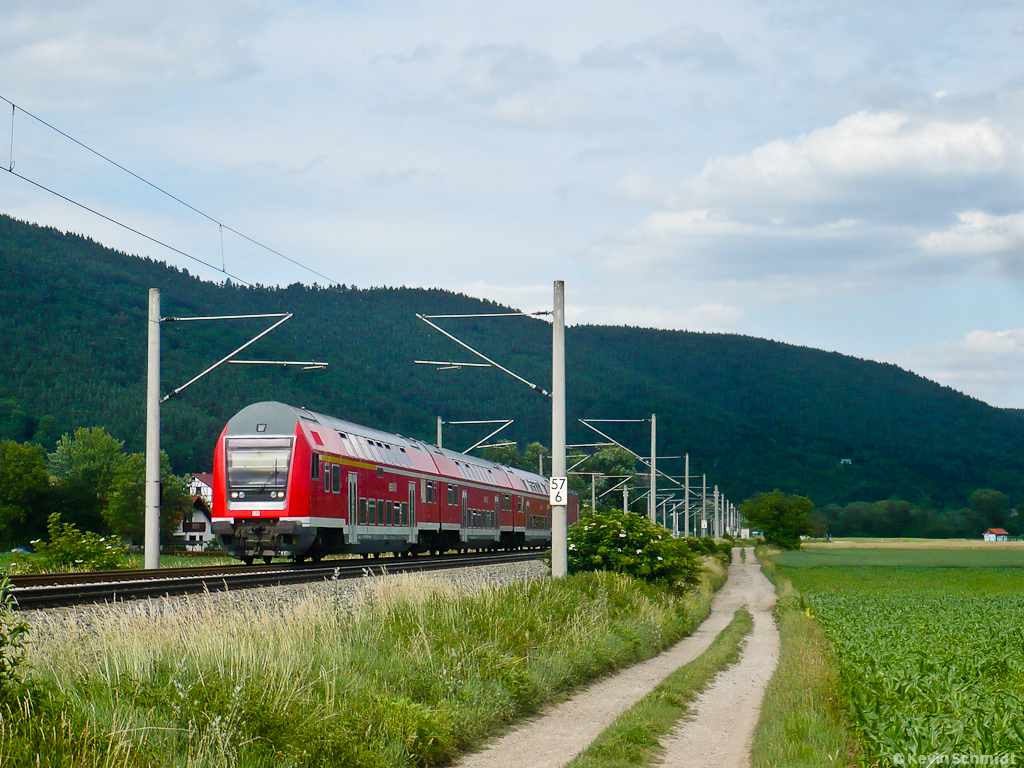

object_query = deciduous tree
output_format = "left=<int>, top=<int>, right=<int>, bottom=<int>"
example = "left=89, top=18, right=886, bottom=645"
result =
left=740, top=490, right=814, bottom=549
left=0, top=440, right=49, bottom=544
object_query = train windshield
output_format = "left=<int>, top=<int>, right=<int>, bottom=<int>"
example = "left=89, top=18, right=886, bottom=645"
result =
left=226, top=437, right=292, bottom=489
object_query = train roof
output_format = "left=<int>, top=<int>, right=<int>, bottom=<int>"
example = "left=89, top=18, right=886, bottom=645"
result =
left=225, top=401, right=551, bottom=491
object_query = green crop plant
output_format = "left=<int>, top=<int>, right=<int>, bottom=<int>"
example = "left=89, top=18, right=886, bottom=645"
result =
left=776, top=553, right=1024, bottom=765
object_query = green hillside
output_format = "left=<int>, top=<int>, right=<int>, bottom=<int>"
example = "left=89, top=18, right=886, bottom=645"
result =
left=3, top=213, right=1023, bottom=510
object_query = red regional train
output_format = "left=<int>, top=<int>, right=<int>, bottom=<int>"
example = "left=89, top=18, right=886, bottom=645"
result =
left=211, top=401, right=579, bottom=563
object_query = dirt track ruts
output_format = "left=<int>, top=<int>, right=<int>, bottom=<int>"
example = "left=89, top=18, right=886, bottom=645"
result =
left=454, top=549, right=778, bottom=768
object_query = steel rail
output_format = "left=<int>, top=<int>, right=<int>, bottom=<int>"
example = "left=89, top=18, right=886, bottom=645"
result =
left=9, top=550, right=546, bottom=610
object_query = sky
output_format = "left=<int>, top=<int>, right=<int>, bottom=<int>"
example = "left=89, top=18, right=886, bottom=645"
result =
left=3, top=1, right=1024, bottom=406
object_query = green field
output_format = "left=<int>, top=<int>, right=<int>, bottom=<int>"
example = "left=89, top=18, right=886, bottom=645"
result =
left=775, top=547, right=1024, bottom=568
left=772, top=547, right=1024, bottom=765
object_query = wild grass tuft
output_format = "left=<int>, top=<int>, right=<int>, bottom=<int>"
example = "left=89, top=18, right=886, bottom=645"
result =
left=8, top=559, right=727, bottom=767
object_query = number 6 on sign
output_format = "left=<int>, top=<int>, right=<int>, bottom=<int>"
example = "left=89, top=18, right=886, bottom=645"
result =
left=549, top=476, right=568, bottom=505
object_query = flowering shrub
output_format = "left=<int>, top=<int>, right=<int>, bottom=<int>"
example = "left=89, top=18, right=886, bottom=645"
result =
left=31, top=513, right=129, bottom=571
left=567, top=509, right=701, bottom=588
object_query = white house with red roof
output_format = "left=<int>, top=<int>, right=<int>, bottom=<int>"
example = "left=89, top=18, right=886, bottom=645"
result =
left=983, top=528, right=1009, bottom=542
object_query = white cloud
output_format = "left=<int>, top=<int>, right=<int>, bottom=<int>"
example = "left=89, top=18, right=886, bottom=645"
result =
left=0, top=0, right=266, bottom=103
left=685, top=111, right=1010, bottom=211
left=900, top=327, right=1024, bottom=406
left=580, top=24, right=740, bottom=72
left=920, top=210, right=1024, bottom=256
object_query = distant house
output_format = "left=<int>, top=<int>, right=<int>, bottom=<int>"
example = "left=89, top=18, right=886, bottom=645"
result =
left=173, top=473, right=216, bottom=552
left=983, top=528, right=1010, bottom=542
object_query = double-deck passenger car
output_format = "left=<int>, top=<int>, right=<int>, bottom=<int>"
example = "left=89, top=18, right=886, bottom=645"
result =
left=211, top=401, right=577, bottom=563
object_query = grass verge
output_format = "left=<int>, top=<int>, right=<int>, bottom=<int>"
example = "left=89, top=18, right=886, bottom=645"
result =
left=566, top=607, right=753, bottom=768
left=749, top=548, right=858, bottom=768
left=2, top=559, right=727, bottom=767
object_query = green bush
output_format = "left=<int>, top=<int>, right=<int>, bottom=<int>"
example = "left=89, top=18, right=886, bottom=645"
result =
left=0, top=577, right=30, bottom=700
left=567, top=509, right=701, bottom=588
left=31, top=513, right=129, bottom=571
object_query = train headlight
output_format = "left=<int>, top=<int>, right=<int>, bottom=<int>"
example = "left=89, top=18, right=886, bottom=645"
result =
left=270, top=491, right=278, bottom=499
left=230, top=492, right=238, bottom=499
left=238, top=491, right=245, bottom=499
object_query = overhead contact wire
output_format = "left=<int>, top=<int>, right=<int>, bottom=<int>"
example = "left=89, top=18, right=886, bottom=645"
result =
left=2, top=166, right=253, bottom=287
left=0, top=94, right=343, bottom=287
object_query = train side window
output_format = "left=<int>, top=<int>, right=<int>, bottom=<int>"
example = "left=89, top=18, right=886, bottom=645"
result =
left=378, top=500, right=385, bottom=526
left=386, top=500, right=394, bottom=526
left=401, top=501, right=408, bottom=526
left=324, top=464, right=331, bottom=493
left=399, top=447, right=411, bottom=467
left=368, top=498, right=377, bottom=525
left=420, top=479, right=427, bottom=503
left=332, top=464, right=341, bottom=494
left=426, top=481, right=435, bottom=504
left=359, top=497, right=367, bottom=525
left=311, top=454, right=320, bottom=480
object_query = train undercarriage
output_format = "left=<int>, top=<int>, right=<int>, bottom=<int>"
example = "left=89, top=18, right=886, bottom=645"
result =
left=212, top=519, right=548, bottom=564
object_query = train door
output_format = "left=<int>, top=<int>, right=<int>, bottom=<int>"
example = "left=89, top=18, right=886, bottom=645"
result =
left=461, top=489, right=469, bottom=542
left=407, top=481, right=416, bottom=542
left=348, top=473, right=358, bottom=544
left=493, top=495, right=500, bottom=540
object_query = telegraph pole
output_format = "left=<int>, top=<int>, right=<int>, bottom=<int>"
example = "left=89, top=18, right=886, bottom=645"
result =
left=714, top=485, right=720, bottom=538
left=551, top=280, right=567, bottom=579
left=701, top=474, right=707, bottom=537
left=649, top=413, right=657, bottom=523
left=144, top=289, right=161, bottom=570
left=684, top=453, right=690, bottom=538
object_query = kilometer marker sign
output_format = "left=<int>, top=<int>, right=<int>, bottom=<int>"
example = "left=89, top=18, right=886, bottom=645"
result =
left=550, top=476, right=568, bottom=505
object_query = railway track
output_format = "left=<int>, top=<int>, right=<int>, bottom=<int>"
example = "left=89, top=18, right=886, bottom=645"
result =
left=8, top=549, right=546, bottom=610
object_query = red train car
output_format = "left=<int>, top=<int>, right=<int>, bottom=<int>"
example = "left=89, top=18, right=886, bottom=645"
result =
left=211, top=401, right=579, bottom=563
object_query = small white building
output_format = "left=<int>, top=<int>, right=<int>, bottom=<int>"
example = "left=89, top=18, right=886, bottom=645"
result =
left=983, top=528, right=1010, bottom=542
left=174, top=473, right=216, bottom=552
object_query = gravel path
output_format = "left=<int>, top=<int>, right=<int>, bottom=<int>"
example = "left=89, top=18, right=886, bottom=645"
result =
left=658, top=549, right=780, bottom=768
left=454, top=549, right=775, bottom=768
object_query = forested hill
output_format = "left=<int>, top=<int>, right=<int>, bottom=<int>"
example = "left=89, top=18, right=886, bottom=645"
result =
left=3, top=212, right=1023, bottom=509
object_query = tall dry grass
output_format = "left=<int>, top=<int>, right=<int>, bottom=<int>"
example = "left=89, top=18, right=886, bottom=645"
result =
left=4, top=560, right=726, bottom=767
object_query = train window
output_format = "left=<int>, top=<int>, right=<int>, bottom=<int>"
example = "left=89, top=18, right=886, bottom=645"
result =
left=401, top=502, right=408, bottom=526
left=426, top=481, right=435, bottom=504
left=332, top=464, right=341, bottom=494
left=398, top=447, right=411, bottom=467
left=311, top=431, right=324, bottom=446
left=384, top=444, right=398, bottom=465
left=420, top=479, right=426, bottom=503
left=324, top=464, right=330, bottom=493
left=359, top=497, right=367, bottom=525
left=311, top=454, right=320, bottom=481
left=368, top=498, right=377, bottom=525
left=378, top=500, right=385, bottom=526
left=377, top=467, right=384, bottom=478
left=387, top=500, right=394, bottom=526
left=517, top=496, right=523, bottom=514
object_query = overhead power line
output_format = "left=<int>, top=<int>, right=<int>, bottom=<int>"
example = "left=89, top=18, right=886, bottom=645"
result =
left=0, top=94, right=343, bottom=287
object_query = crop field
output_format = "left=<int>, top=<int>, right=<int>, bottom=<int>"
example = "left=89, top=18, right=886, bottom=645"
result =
left=773, top=547, right=1024, bottom=765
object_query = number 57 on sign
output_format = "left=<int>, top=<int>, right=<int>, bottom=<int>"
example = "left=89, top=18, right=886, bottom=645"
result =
left=549, top=476, right=568, bottom=505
